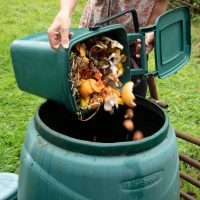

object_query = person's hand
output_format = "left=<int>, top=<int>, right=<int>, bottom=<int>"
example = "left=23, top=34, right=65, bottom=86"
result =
left=48, top=9, right=74, bottom=50
left=135, top=32, right=154, bottom=58
left=145, top=32, right=154, bottom=55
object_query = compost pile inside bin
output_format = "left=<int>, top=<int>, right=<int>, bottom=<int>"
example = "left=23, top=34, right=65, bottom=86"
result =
left=69, top=36, right=136, bottom=116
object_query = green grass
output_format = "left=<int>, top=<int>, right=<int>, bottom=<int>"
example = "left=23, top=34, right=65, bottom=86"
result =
left=148, top=16, right=200, bottom=198
left=0, top=0, right=199, bottom=197
left=0, top=0, right=85, bottom=173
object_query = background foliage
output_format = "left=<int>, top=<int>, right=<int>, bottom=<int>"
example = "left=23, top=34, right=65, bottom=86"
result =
left=171, top=0, right=200, bottom=14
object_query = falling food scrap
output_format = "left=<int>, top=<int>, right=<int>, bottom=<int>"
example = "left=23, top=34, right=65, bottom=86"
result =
left=123, top=119, right=134, bottom=132
left=132, top=130, right=144, bottom=141
left=124, top=108, right=134, bottom=119
left=121, top=82, right=136, bottom=108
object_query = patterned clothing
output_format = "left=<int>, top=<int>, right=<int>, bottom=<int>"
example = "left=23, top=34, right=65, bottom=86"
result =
left=80, top=0, right=155, bottom=32
left=79, top=0, right=155, bottom=97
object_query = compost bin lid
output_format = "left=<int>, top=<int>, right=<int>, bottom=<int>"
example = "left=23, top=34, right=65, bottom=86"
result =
left=142, top=6, right=191, bottom=78
left=0, top=173, right=18, bottom=200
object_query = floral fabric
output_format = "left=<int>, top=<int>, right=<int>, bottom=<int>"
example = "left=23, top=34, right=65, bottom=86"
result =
left=80, top=0, right=155, bottom=33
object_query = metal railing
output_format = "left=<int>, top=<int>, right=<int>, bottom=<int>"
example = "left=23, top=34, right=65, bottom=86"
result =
left=176, top=130, right=200, bottom=200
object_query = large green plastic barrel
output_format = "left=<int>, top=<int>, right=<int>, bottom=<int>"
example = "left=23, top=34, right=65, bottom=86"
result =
left=18, top=96, right=179, bottom=200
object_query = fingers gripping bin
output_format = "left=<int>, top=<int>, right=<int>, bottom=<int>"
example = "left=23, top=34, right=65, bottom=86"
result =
left=10, top=7, right=190, bottom=114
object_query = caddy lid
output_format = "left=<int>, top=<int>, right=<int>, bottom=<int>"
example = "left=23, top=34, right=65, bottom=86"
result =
left=141, top=6, right=191, bottom=78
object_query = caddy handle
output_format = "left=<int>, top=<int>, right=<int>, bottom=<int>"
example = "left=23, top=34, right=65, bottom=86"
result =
left=89, top=8, right=139, bottom=32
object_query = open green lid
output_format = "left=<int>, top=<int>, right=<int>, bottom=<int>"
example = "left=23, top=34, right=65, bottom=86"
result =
left=142, top=6, right=191, bottom=78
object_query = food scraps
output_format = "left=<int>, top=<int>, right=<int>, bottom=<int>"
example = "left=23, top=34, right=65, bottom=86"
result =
left=123, top=119, right=134, bottom=132
left=122, top=108, right=144, bottom=141
left=124, top=108, right=134, bottom=119
left=69, top=36, right=136, bottom=116
left=132, top=130, right=144, bottom=141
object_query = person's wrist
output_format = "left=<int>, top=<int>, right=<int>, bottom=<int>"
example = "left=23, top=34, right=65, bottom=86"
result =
left=146, top=21, right=155, bottom=26
left=146, top=32, right=154, bottom=44
left=60, top=8, right=72, bottom=17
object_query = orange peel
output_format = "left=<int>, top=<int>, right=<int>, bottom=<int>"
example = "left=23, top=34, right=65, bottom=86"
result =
left=80, top=79, right=105, bottom=99
left=75, top=43, right=86, bottom=57
left=121, top=81, right=136, bottom=108
left=116, top=97, right=124, bottom=105
left=89, top=79, right=104, bottom=93
left=79, top=79, right=94, bottom=98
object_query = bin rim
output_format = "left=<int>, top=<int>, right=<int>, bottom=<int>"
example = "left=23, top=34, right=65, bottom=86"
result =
left=34, top=96, right=170, bottom=156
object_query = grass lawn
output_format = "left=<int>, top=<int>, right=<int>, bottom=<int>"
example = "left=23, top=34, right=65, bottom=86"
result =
left=0, top=0, right=199, bottom=197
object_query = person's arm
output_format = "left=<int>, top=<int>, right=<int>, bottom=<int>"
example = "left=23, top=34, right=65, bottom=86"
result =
left=143, top=0, right=169, bottom=55
left=147, top=0, right=169, bottom=26
left=48, top=0, right=77, bottom=50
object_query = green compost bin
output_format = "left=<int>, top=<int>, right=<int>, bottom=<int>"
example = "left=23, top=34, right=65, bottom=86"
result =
left=18, top=96, right=180, bottom=200
left=10, top=6, right=191, bottom=114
